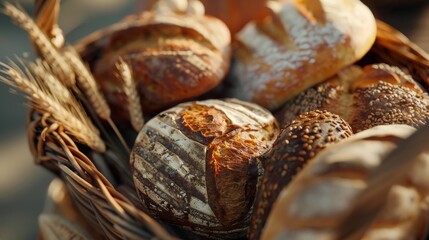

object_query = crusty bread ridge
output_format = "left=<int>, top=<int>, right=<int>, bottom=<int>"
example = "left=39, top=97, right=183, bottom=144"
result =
left=130, top=99, right=279, bottom=239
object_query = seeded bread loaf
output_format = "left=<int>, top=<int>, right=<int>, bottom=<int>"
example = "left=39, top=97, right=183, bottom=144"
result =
left=277, top=64, right=429, bottom=132
left=248, top=110, right=353, bottom=240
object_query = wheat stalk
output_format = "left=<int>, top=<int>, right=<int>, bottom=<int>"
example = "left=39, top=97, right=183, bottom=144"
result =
left=63, top=47, right=111, bottom=120
left=2, top=3, right=75, bottom=87
left=0, top=60, right=105, bottom=152
left=116, top=59, right=144, bottom=131
left=63, top=47, right=131, bottom=153
left=28, top=59, right=72, bottom=104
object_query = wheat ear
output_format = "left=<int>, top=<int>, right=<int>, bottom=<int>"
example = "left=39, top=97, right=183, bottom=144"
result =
left=28, top=59, right=72, bottom=104
left=63, top=47, right=130, bottom=152
left=2, top=3, right=75, bottom=86
left=35, top=0, right=64, bottom=49
left=116, top=59, right=144, bottom=131
left=63, top=47, right=111, bottom=120
left=0, top=61, right=105, bottom=152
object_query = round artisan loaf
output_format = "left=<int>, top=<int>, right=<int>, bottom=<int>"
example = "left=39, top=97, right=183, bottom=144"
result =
left=277, top=64, right=429, bottom=132
left=248, top=110, right=353, bottom=240
left=130, top=98, right=279, bottom=239
left=76, top=9, right=231, bottom=118
left=261, top=124, right=429, bottom=240
left=230, top=0, right=377, bottom=110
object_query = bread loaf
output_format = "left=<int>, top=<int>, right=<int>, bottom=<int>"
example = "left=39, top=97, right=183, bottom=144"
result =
left=261, top=124, right=429, bottom=240
left=248, top=110, right=353, bottom=240
left=230, top=0, right=376, bottom=110
left=277, top=64, right=429, bottom=132
left=76, top=9, right=231, bottom=120
left=130, top=98, right=279, bottom=239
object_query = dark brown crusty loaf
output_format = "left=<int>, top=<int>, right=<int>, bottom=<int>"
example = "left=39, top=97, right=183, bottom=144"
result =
left=130, top=98, right=279, bottom=239
left=277, top=64, right=429, bottom=132
left=248, top=110, right=353, bottom=240
left=76, top=10, right=231, bottom=120
left=261, top=124, right=429, bottom=240
left=230, top=0, right=376, bottom=110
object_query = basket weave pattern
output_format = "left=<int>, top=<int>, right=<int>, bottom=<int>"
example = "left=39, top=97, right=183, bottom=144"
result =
left=28, top=112, right=177, bottom=239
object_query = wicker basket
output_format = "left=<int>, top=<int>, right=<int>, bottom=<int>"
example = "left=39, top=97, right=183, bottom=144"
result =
left=27, top=3, right=429, bottom=240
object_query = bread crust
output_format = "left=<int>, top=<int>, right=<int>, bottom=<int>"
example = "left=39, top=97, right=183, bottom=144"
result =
left=230, top=0, right=376, bottom=110
left=249, top=110, right=352, bottom=240
left=261, top=125, right=429, bottom=240
left=76, top=12, right=231, bottom=119
left=130, top=99, right=279, bottom=239
left=277, top=64, right=429, bottom=132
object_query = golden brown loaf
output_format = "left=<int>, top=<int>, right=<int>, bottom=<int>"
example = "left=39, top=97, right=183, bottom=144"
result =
left=248, top=110, right=353, bottom=240
left=76, top=9, right=231, bottom=119
left=230, top=0, right=376, bottom=110
left=130, top=99, right=279, bottom=239
left=277, top=64, right=429, bottom=132
left=261, top=124, right=429, bottom=240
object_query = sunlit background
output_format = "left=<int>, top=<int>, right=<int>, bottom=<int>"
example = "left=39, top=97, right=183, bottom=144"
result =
left=0, top=0, right=428, bottom=239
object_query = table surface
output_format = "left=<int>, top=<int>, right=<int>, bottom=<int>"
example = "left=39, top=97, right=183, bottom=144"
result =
left=0, top=1, right=428, bottom=240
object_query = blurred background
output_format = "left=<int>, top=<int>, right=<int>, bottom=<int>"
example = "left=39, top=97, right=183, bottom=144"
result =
left=0, top=1, right=133, bottom=239
left=0, top=0, right=428, bottom=239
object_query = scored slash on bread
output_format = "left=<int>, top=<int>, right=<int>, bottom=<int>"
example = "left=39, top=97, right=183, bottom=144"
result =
left=230, top=0, right=377, bottom=110
left=75, top=10, right=231, bottom=120
left=130, top=99, right=279, bottom=239
left=277, top=64, right=429, bottom=132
